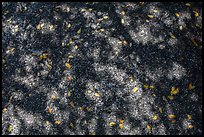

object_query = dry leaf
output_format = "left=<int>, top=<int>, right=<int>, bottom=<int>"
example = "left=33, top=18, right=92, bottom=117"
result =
left=188, top=83, right=195, bottom=90
left=103, top=16, right=109, bottom=19
left=109, top=122, right=116, bottom=126
left=132, top=87, right=139, bottom=93
left=121, top=11, right=125, bottom=15
left=168, top=114, right=176, bottom=119
left=70, top=101, right=75, bottom=108
left=170, top=86, right=179, bottom=95
left=65, top=63, right=72, bottom=69
left=147, top=15, right=154, bottom=18
left=175, top=13, right=180, bottom=17
left=144, top=85, right=148, bottom=89
left=149, top=85, right=154, bottom=89
left=187, top=114, right=192, bottom=120
left=48, top=108, right=52, bottom=113
left=191, top=39, right=198, bottom=46
left=186, top=3, right=191, bottom=6
left=119, top=123, right=124, bottom=129
left=55, top=120, right=61, bottom=125
left=159, top=108, right=163, bottom=113
left=147, top=124, right=151, bottom=130
left=170, top=33, right=176, bottom=39
left=95, top=93, right=101, bottom=97
left=193, top=11, right=199, bottom=17
left=188, top=124, right=193, bottom=129
left=121, top=19, right=125, bottom=24
left=168, top=95, right=174, bottom=100
left=70, top=123, right=74, bottom=128
left=77, top=28, right=81, bottom=34
left=119, top=119, right=125, bottom=124
left=52, top=95, right=56, bottom=100
left=68, top=90, right=71, bottom=97
left=153, top=115, right=158, bottom=120
left=8, top=125, right=13, bottom=132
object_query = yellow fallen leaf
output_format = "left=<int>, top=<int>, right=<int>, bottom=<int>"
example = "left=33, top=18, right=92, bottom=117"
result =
left=121, top=11, right=125, bottom=15
left=147, top=124, right=151, bottom=130
left=143, top=85, right=148, bottom=89
left=168, top=114, right=176, bottom=119
left=55, top=120, right=61, bottom=125
left=67, top=23, right=71, bottom=28
left=170, top=86, right=179, bottom=95
left=69, top=38, right=73, bottom=45
left=147, top=15, right=154, bottom=18
left=79, top=106, right=85, bottom=111
left=153, top=115, right=158, bottom=120
left=123, top=40, right=128, bottom=45
left=81, top=8, right=86, bottom=12
left=121, top=19, right=125, bottom=24
left=90, top=132, right=96, bottom=135
left=168, top=95, right=174, bottom=100
left=109, top=122, right=116, bottom=126
left=149, top=85, right=154, bottom=89
left=119, top=119, right=125, bottom=124
left=188, top=124, right=193, bottom=129
left=171, top=119, right=176, bottom=123
left=170, top=33, right=176, bottom=39
left=187, top=114, right=192, bottom=120
left=86, top=107, right=92, bottom=111
left=75, top=45, right=78, bottom=50
left=186, top=3, right=191, bottom=6
left=193, top=10, right=199, bottom=17
left=3, top=108, right=7, bottom=112
left=103, top=16, right=109, bottom=19
left=188, top=83, right=195, bottom=90
left=8, top=125, right=13, bottom=132
left=153, top=9, right=158, bottom=13
left=191, top=39, right=198, bottom=46
left=100, top=28, right=105, bottom=32
left=48, top=108, right=52, bottom=113
left=132, top=87, right=139, bottom=93
left=77, top=28, right=81, bottom=34
left=68, top=90, right=71, bottom=97
left=159, top=108, right=163, bottom=113
left=70, top=122, right=74, bottom=128
left=95, top=93, right=101, bottom=97
left=175, top=13, right=180, bottom=17
left=119, top=123, right=124, bottom=129
left=65, top=63, right=72, bottom=69
left=70, top=101, right=75, bottom=108
left=52, top=95, right=56, bottom=100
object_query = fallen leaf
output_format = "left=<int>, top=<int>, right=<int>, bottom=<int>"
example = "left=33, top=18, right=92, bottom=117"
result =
left=70, top=101, right=75, bottom=108
left=121, top=11, right=125, bottom=15
left=168, top=95, right=174, bottom=100
left=188, top=83, right=195, bottom=90
left=95, top=93, right=101, bottom=97
left=187, top=114, right=192, bottom=120
left=52, top=95, right=56, bottom=100
left=8, top=125, right=13, bottom=132
left=121, top=19, right=125, bottom=24
left=68, top=90, right=71, bottom=97
left=65, top=63, right=72, bottom=69
left=55, top=120, right=61, bottom=125
left=103, top=16, right=109, bottom=19
left=147, top=124, right=151, bottom=130
left=170, top=33, right=176, bottom=39
left=109, top=122, right=116, bottom=126
left=168, top=114, right=176, bottom=119
left=48, top=108, right=52, bottom=113
left=149, top=85, right=154, bottom=89
left=119, top=119, right=125, bottom=124
left=144, top=85, right=148, bottom=89
left=70, top=123, right=74, bottom=128
left=193, top=10, right=199, bottom=17
left=186, top=3, right=191, bottom=6
left=153, top=115, right=158, bottom=120
left=67, top=23, right=71, bottom=28
left=191, top=39, right=198, bottom=46
left=147, top=15, right=154, bottom=18
left=132, top=87, right=139, bottom=93
left=175, top=13, right=180, bottom=17
left=119, top=123, right=124, bottom=129
left=170, top=86, right=179, bottom=95
left=188, top=124, right=193, bottom=129
left=3, top=108, right=7, bottom=112
left=159, top=108, right=163, bottom=113
left=77, top=28, right=81, bottom=34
